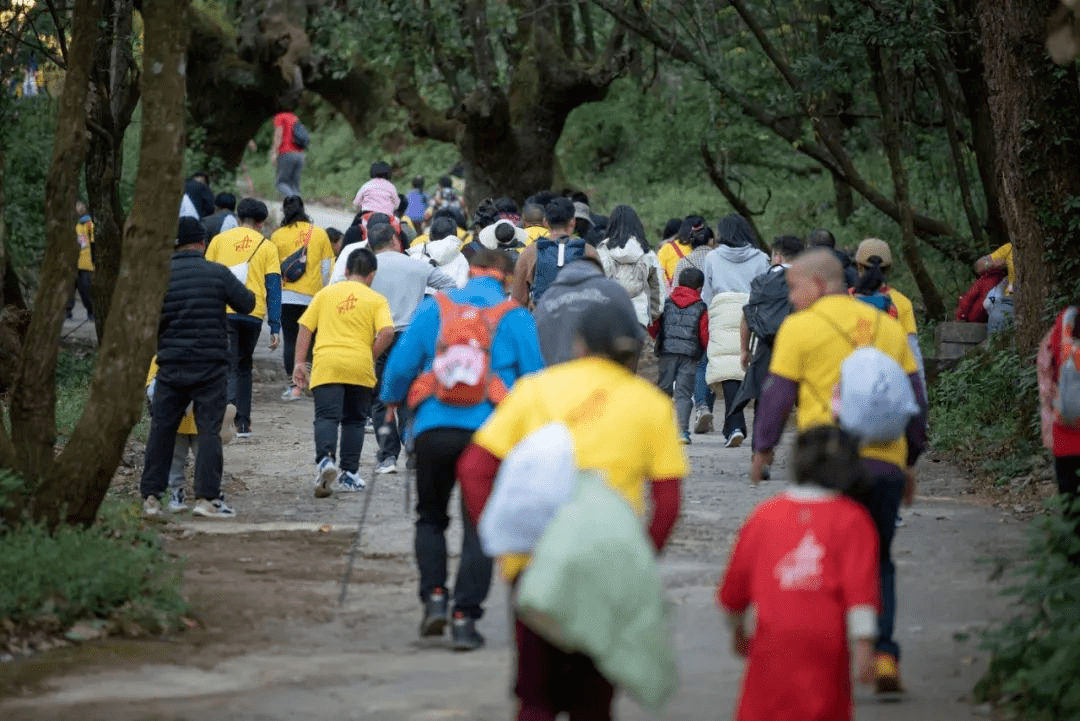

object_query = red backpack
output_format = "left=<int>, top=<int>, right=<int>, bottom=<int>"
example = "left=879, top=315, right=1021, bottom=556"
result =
left=407, top=294, right=519, bottom=409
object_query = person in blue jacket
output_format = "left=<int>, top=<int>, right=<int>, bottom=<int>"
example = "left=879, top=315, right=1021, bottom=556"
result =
left=380, top=247, right=544, bottom=651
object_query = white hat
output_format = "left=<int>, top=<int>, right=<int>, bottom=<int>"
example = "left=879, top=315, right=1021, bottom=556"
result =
left=478, top=219, right=528, bottom=250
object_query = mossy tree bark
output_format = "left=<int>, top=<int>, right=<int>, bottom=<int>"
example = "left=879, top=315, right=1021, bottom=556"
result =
left=978, top=0, right=1080, bottom=356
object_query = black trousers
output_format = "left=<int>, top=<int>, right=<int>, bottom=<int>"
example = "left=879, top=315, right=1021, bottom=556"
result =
left=720, top=379, right=746, bottom=438
left=312, top=384, right=372, bottom=474
left=140, top=365, right=227, bottom=501
left=371, top=331, right=409, bottom=462
left=227, top=317, right=262, bottom=427
left=414, top=428, right=491, bottom=619
left=65, top=270, right=94, bottom=318
left=281, top=302, right=312, bottom=377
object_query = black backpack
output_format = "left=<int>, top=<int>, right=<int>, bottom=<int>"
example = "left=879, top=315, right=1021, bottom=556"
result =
left=744, top=266, right=793, bottom=344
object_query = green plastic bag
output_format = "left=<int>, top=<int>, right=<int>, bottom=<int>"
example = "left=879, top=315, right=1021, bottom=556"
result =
left=515, top=472, right=679, bottom=711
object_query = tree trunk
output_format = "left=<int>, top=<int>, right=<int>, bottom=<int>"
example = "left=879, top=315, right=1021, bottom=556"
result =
left=4, top=0, right=97, bottom=486
left=28, top=0, right=191, bottom=528
left=977, top=0, right=1080, bottom=356
left=868, top=46, right=947, bottom=321
left=86, top=0, right=139, bottom=335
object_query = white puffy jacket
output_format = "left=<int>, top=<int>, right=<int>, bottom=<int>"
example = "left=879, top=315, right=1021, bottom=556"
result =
left=409, top=236, right=470, bottom=289
left=706, top=292, right=748, bottom=385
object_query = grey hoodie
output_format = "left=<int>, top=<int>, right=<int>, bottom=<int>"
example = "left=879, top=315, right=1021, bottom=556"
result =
left=533, top=259, right=641, bottom=366
left=701, top=244, right=770, bottom=305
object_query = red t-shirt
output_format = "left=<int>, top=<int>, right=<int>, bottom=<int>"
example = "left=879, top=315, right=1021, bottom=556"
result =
left=1048, top=309, right=1080, bottom=456
left=274, top=112, right=301, bottom=154
left=719, top=492, right=879, bottom=721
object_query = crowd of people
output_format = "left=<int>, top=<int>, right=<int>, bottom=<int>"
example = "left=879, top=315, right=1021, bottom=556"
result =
left=120, top=154, right=1080, bottom=721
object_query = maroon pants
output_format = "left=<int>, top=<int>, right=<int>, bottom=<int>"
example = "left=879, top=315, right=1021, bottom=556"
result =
left=514, top=619, right=615, bottom=721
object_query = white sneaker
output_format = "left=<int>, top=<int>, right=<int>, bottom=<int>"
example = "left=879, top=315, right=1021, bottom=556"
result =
left=725, top=430, right=746, bottom=448
left=376, top=459, right=397, bottom=474
left=281, top=385, right=303, bottom=402
left=315, top=457, right=339, bottom=498
left=142, top=496, right=162, bottom=517
left=337, top=471, right=366, bottom=492
left=191, top=497, right=236, bottom=518
left=168, top=488, right=188, bottom=512
left=694, top=408, right=714, bottom=434
left=220, top=404, right=237, bottom=445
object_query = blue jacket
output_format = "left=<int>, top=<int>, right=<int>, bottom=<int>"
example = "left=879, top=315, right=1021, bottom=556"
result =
left=380, top=276, right=545, bottom=436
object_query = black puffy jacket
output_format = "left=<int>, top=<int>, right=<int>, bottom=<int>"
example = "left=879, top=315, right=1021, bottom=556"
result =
left=156, top=250, right=255, bottom=379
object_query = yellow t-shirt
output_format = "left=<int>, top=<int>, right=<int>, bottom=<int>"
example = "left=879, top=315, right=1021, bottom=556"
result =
left=297, top=281, right=393, bottom=388
left=990, top=243, right=1014, bottom=294
left=76, top=220, right=94, bottom=271
left=769, top=294, right=918, bottom=469
left=205, top=227, right=280, bottom=320
left=270, top=221, right=335, bottom=298
left=657, top=240, right=692, bottom=286
left=409, top=226, right=468, bottom=249
left=523, top=225, right=547, bottom=246
left=145, top=357, right=196, bottom=435
left=885, top=287, right=917, bottom=336
left=471, top=356, right=689, bottom=580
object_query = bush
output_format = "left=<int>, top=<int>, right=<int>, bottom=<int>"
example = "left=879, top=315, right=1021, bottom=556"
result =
left=0, top=491, right=188, bottom=636
left=974, top=495, right=1080, bottom=720
left=930, top=340, right=1041, bottom=482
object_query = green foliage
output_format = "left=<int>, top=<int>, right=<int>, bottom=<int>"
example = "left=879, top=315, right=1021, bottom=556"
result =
left=3, top=96, right=55, bottom=275
left=185, top=125, right=236, bottom=189
left=0, top=499, right=188, bottom=633
left=55, top=349, right=96, bottom=439
left=930, top=341, right=1041, bottom=482
left=974, top=495, right=1080, bottom=720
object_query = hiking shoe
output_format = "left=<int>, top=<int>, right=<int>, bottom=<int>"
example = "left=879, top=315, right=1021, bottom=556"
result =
left=337, top=470, right=366, bottom=492
left=314, top=457, right=339, bottom=498
left=192, top=497, right=236, bottom=518
left=725, top=430, right=746, bottom=448
left=420, top=588, right=448, bottom=637
left=451, top=611, right=485, bottom=651
left=376, top=458, right=397, bottom=474
left=142, top=495, right=162, bottom=517
left=694, top=409, right=714, bottom=434
left=895, top=514, right=906, bottom=528
left=679, top=433, right=691, bottom=445
left=874, top=652, right=904, bottom=693
left=168, top=487, right=188, bottom=513
left=281, top=385, right=303, bottom=402
left=236, top=421, right=252, bottom=438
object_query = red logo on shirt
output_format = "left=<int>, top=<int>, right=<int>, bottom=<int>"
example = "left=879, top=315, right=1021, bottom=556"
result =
left=233, top=235, right=254, bottom=253
left=337, top=294, right=358, bottom=314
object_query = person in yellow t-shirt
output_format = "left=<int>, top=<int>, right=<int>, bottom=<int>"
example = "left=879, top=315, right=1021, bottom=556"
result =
left=66, top=201, right=95, bottom=321
left=293, top=247, right=394, bottom=498
left=975, top=242, right=1015, bottom=333
left=205, top=198, right=282, bottom=437
left=521, top=202, right=548, bottom=246
left=270, top=195, right=335, bottom=400
left=457, top=304, right=686, bottom=719
left=655, top=217, right=690, bottom=293
left=852, top=238, right=925, bottom=386
left=751, top=248, right=927, bottom=693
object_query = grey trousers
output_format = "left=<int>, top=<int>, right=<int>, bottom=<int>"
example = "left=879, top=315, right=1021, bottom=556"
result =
left=275, top=152, right=304, bottom=197
left=657, top=353, right=697, bottom=435
left=169, top=433, right=197, bottom=490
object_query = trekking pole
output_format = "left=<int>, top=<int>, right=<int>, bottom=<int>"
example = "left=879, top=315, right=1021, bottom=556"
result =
left=339, top=466, right=377, bottom=607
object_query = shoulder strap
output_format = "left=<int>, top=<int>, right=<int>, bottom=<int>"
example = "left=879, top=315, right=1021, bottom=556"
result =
left=482, top=299, right=521, bottom=329
left=811, top=304, right=881, bottom=351
left=672, top=241, right=686, bottom=259
left=247, top=237, right=266, bottom=263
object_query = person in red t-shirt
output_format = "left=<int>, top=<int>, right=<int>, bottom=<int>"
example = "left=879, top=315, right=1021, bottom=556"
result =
left=1038, top=306, right=1080, bottom=501
left=270, top=111, right=305, bottom=198
left=719, top=426, right=880, bottom=721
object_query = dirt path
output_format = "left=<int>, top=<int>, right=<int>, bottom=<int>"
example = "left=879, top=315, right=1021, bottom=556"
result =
left=32, top=217, right=1031, bottom=719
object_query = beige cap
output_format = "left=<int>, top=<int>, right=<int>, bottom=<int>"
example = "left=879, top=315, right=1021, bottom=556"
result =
left=855, top=237, right=892, bottom=267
